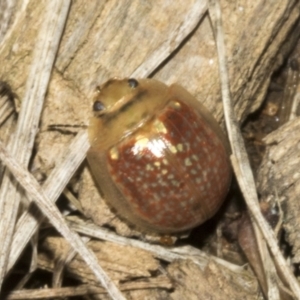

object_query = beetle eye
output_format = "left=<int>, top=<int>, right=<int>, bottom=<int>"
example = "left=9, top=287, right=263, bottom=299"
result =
left=128, top=78, right=139, bottom=88
left=93, top=100, right=105, bottom=112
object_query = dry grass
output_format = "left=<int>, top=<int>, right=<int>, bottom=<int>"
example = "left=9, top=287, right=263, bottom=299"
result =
left=0, top=0, right=300, bottom=299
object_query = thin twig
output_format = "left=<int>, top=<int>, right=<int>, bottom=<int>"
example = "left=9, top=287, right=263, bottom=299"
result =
left=208, top=0, right=300, bottom=298
left=6, top=131, right=88, bottom=272
left=68, top=217, right=248, bottom=274
left=0, top=1, right=71, bottom=291
left=52, top=236, right=90, bottom=288
left=0, top=0, right=18, bottom=43
left=0, top=139, right=125, bottom=300
left=131, top=0, right=208, bottom=78
left=6, top=276, right=172, bottom=299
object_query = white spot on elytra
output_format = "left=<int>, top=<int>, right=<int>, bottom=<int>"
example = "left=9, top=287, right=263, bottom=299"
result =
left=154, top=120, right=168, bottom=134
left=133, top=137, right=166, bottom=158
left=190, top=169, right=197, bottom=175
left=109, top=147, right=119, bottom=160
left=154, top=161, right=161, bottom=168
left=176, top=143, right=183, bottom=152
left=185, top=158, right=192, bottom=166
left=162, top=158, right=168, bottom=165
left=146, top=164, right=154, bottom=171
left=171, top=180, right=180, bottom=187
left=169, top=145, right=177, bottom=153
left=192, top=154, right=199, bottom=161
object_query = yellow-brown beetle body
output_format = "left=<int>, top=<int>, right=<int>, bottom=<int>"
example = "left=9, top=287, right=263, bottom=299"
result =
left=87, top=78, right=231, bottom=234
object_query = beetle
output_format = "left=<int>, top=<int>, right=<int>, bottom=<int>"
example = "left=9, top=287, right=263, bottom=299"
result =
left=87, top=78, right=231, bottom=234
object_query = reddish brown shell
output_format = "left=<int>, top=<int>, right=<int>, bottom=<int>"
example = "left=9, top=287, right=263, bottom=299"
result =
left=87, top=78, right=231, bottom=234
